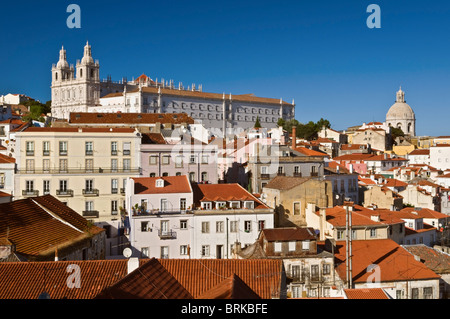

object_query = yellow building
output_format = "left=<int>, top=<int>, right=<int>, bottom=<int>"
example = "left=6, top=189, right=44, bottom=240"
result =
left=14, top=127, right=141, bottom=222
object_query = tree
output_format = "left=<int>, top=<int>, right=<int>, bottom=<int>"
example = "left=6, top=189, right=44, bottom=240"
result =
left=391, top=127, right=404, bottom=139
left=254, top=117, right=262, bottom=129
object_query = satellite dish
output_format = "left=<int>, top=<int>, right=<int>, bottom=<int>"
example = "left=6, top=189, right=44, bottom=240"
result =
left=123, top=248, right=132, bottom=258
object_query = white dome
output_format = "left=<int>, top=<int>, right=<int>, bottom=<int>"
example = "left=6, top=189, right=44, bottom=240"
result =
left=386, top=102, right=415, bottom=120
left=386, top=88, right=415, bottom=120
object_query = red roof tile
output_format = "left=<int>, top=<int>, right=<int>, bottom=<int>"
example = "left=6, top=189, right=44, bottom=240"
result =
left=344, top=288, right=389, bottom=299
left=159, top=259, right=283, bottom=299
left=197, top=274, right=261, bottom=299
left=132, top=176, right=192, bottom=195
left=334, top=239, right=440, bottom=283
left=95, top=258, right=193, bottom=299
left=69, top=112, right=195, bottom=125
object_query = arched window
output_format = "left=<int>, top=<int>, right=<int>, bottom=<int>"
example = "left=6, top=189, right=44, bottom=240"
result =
left=80, top=69, right=83, bottom=78
left=55, top=72, right=58, bottom=81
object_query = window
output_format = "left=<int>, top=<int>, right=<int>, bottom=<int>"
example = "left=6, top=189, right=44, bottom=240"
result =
left=59, top=180, right=68, bottom=192
left=59, top=159, right=68, bottom=173
left=43, top=159, right=50, bottom=172
left=202, top=202, right=212, bottom=210
left=85, top=179, right=94, bottom=192
left=43, top=180, right=50, bottom=195
left=216, top=221, right=224, bottom=233
left=85, top=142, right=93, bottom=155
left=370, top=228, right=377, bottom=238
left=323, top=264, right=331, bottom=275
left=162, top=155, right=170, bottom=165
left=423, top=287, right=433, bottom=299
left=180, top=245, right=188, bottom=256
left=396, top=290, right=403, bottom=299
left=189, top=172, right=196, bottom=182
left=111, top=200, right=118, bottom=215
left=201, top=245, right=210, bottom=257
left=258, top=220, right=265, bottom=231
left=293, top=202, right=301, bottom=215
left=190, top=155, right=196, bottom=164
left=202, top=221, right=210, bottom=233
left=201, top=172, right=208, bottom=182
left=156, top=179, right=164, bottom=188
left=59, top=141, right=68, bottom=155
left=180, top=198, right=187, bottom=211
left=244, top=201, right=254, bottom=209
left=149, top=156, right=158, bottom=165
left=411, top=288, right=419, bottom=299
left=180, top=220, right=188, bottom=230
left=141, top=247, right=149, bottom=258
left=43, top=141, right=50, bottom=156
left=288, top=241, right=296, bottom=251
left=351, top=229, right=357, bottom=240
left=111, top=159, right=118, bottom=172
left=25, top=180, right=34, bottom=192
left=26, top=141, right=34, bottom=156
left=337, top=230, right=344, bottom=240
left=111, top=141, right=118, bottom=155
left=175, top=155, right=183, bottom=168
left=230, top=221, right=238, bottom=233
left=85, top=201, right=94, bottom=212
left=160, top=246, right=169, bottom=259
left=160, top=220, right=169, bottom=236
left=26, top=159, right=35, bottom=173
left=201, top=155, right=209, bottom=164
left=123, top=159, right=131, bottom=172
left=160, top=198, right=168, bottom=211
left=302, top=240, right=310, bottom=251
left=274, top=242, right=282, bottom=252
left=123, top=142, right=131, bottom=155
left=141, top=221, right=149, bottom=232
left=311, top=265, right=320, bottom=281
left=85, top=159, right=94, bottom=172
left=244, top=221, right=252, bottom=233
left=111, top=179, right=118, bottom=194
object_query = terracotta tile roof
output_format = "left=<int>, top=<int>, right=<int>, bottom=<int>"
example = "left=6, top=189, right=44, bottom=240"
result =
left=344, top=288, right=389, bottom=299
left=262, top=227, right=316, bottom=241
left=408, top=149, right=430, bottom=156
left=358, top=176, right=377, bottom=185
left=403, top=245, right=450, bottom=274
left=326, top=161, right=353, bottom=174
left=340, top=144, right=368, bottom=151
left=139, top=87, right=294, bottom=106
left=132, top=176, right=192, bottom=195
left=0, top=153, right=15, bottom=164
left=0, top=195, right=104, bottom=260
left=159, top=259, right=283, bottom=299
left=69, top=112, right=195, bottom=125
left=197, top=274, right=261, bottom=299
left=95, top=258, right=193, bottom=299
left=333, top=239, right=440, bottom=283
left=0, top=259, right=137, bottom=299
left=263, top=176, right=312, bottom=191
left=294, top=147, right=329, bottom=157
left=23, top=127, right=136, bottom=133
left=141, top=133, right=167, bottom=144
left=192, top=183, right=269, bottom=209
left=383, top=179, right=408, bottom=188
left=400, top=207, right=449, bottom=220
left=321, top=206, right=390, bottom=228
left=333, top=153, right=376, bottom=162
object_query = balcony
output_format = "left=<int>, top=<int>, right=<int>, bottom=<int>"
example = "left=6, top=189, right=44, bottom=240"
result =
left=22, top=190, right=39, bottom=197
left=260, top=174, right=270, bottom=180
left=16, top=167, right=141, bottom=175
left=43, top=150, right=50, bottom=156
left=293, top=172, right=302, bottom=177
left=111, top=188, right=118, bottom=194
left=158, top=230, right=177, bottom=240
left=26, top=151, right=34, bottom=156
left=56, top=189, right=74, bottom=197
left=120, top=188, right=125, bottom=195
left=111, top=150, right=118, bottom=156
left=123, top=150, right=130, bottom=155
left=59, top=150, right=68, bottom=156
left=82, top=210, right=99, bottom=218
left=277, top=172, right=286, bottom=176
left=85, top=150, right=93, bottom=156
left=82, top=189, right=99, bottom=197
left=310, top=172, right=319, bottom=177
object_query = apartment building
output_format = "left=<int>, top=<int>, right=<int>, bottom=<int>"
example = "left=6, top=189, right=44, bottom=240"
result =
left=14, top=127, right=142, bottom=222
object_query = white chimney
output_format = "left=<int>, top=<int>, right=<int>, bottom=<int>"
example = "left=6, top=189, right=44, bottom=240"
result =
left=370, top=215, right=380, bottom=222
left=127, top=257, right=139, bottom=274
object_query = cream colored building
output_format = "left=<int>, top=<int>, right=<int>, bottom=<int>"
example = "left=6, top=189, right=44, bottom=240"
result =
left=14, top=127, right=142, bottom=222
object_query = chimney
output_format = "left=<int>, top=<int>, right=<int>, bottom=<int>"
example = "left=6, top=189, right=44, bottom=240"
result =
left=349, top=164, right=354, bottom=174
left=55, top=247, right=58, bottom=261
left=292, top=126, right=296, bottom=149
left=127, top=257, right=139, bottom=274
left=370, top=214, right=380, bottom=222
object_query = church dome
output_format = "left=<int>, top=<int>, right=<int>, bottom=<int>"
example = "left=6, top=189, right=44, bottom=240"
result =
left=386, top=88, right=415, bottom=120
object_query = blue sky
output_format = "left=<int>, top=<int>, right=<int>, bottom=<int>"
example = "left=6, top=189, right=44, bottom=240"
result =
left=0, top=0, right=449, bottom=136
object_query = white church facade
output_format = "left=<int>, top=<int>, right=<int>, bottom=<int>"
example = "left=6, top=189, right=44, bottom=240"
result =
left=51, top=42, right=296, bottom=134
left=385, top=87, right=416, bottom=137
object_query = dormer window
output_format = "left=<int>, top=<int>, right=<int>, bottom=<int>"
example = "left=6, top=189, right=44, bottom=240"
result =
left=156, top=179, right=164, bottom=188
left=243, top=201, right=254, bottom=209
